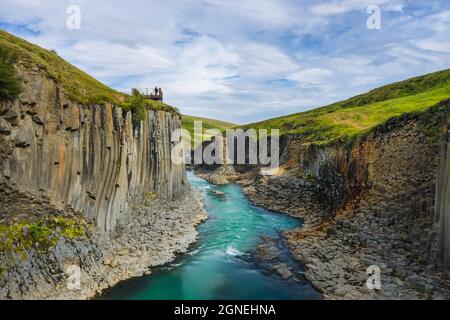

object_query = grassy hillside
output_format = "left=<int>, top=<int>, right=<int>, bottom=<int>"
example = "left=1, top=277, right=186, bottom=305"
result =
left=0, top=46, right=21, bottom=101
left=182, top=115, right=236, bottom=133
left=0, top=29, right=125, bottom=105
left=182, top=115, right=236, bottom=147
left=242, top=69, right=450, bottom=145
left=0, top=29, right=178, bottom=115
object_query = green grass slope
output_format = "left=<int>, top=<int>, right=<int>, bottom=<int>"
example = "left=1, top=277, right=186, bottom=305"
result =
left=182, top=115, right=236, bottom=147
left=0, top=29, right=178, bottom=115
left=0, top=29, right=125, bottom=105
left=182, top=115, right=236, bottom=133
left=0, top=46, right=21, bottom=101
left=242, top=69, right=450, bottom=145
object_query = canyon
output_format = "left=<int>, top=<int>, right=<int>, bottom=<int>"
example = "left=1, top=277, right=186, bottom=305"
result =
left=0, top=36, right=207, bottom=299
left=199, top=101, right=450, bottom=299
left=1, top=29, right=450, bottom=300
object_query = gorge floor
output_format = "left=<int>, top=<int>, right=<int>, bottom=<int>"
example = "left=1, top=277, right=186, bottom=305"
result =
left=99, top=171, right=321, bottom=300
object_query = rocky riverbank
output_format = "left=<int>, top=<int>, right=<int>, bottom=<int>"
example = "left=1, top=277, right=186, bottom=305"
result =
left=244, top=179, right=450, bottom=299
left=0, top=33, right=207, bottom=300
left=249, top=236, right=311, bottom=285
left=195, top=165, right=242, bottom=185
left=195, top=104, right=450, bottom=300
left=0, top=185, right=207, bottom=300
left=241, top=107, right=450, bottom=299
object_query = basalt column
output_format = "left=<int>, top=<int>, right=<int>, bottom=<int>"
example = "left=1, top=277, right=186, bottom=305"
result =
left=0, top=69, right=187, bottom=234
left=436, top=117, right=450, bottom=273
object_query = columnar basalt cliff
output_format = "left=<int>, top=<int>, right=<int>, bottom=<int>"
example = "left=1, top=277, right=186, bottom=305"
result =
left=0, top=64, right=206, bottom=299
left=242, top=103, right=450, bottom=299
left=1, top=66, right=187, bottom=233
left=436, top=118, right=450, bottom=272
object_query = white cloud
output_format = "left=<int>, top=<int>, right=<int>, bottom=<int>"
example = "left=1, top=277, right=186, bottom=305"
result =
left=311, top=0, right=405, bottom=16
left=389, top=45, right=448, bottom=66
left=62, top=41, right=173, bottom=78
left=0, top=0, right=449, bottom=124
left=203, top=0, right=297, bottom=27
left=288, top=68, right=334, bottom=84
left=238, top=43, right=298, bottom=78
left=413, top=40, right=450, bottom=54
left=159, top=36, right=240, bottom=95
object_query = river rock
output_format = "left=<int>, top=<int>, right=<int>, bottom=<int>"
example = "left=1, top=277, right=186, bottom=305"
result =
left=274, top=263, right=293, bottom=279
left=197, top=165, right=240, bottom=185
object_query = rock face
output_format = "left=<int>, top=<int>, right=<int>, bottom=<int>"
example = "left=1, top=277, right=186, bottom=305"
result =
left=0, top=185, right=207, bottom=300
left=0, top=66, right=206, bottom=299
left=196, top=165, right=241, bottom=185
left=0, top=66, right=186, bottom=233
left=435, top=117, right=450, bottom=272
left=241, top=103, right=450, bottom=299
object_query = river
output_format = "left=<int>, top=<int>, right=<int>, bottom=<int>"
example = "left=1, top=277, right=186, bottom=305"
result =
left=100, top=171, right=320, bottom=299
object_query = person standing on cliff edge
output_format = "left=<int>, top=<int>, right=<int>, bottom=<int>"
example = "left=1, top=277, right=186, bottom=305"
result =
left=158, top=87, right=163, bottom=102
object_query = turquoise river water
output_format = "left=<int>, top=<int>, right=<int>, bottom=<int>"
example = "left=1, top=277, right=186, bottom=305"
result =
left=100, top=171, right=320, bottom=300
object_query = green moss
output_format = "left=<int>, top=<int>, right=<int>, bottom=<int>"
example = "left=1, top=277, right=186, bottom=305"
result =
left=145, top=191, right=157, bottom=198
left=123, top=91, right=180, bottom=127
left=0, top=216, right=87, bottom=277
left=0, top=46, right=22, bottom=101
left=0, top=222, right=55, bottom=257
left=50, top=216, right=86, bottom=239
left=0, top=216, right=86, bottom=257
left=123, top=92, right=149, bottom=126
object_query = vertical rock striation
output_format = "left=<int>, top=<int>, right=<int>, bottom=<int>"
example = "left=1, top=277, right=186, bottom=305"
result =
left=435, top=117, right=450, bottom=272
left=242, top=102, right=450, bottom=299
left=0, top=67, right=186, bottom=233
left=0, top=66, right=207, bottom=299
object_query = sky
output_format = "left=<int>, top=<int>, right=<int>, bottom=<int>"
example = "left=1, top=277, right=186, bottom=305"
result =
left=0, top=0, right=450, bottom=124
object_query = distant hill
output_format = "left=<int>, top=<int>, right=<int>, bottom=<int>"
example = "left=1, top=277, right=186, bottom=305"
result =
left=241, top=68, right=450, bottom=145
left=182, top=115, right=236, bottom=147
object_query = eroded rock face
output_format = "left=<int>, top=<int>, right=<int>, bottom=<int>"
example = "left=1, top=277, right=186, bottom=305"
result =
left=0, top=118, right=11, bottom=135
left=0, top=183, right=207, bottom=300
left=0, top=67, right=187, bottom=233
left=196, top=165, right=241, bottom=185
left=0, top=66, right=203, bottom=299
left=243, top=105, right=450, bottom=299
left=435, top=118, right=450, bottom=272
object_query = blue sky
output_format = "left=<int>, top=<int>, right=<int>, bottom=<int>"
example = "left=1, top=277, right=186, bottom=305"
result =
left=1, top=0, right=450, bottom=124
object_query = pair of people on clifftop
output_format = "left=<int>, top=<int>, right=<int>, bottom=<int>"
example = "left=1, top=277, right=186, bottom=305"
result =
left=154, top=86, right=163, bottom=102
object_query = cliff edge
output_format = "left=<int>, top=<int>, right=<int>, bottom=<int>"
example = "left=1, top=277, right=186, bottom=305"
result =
left=0, top=30, right=207, bottom=299
left=243, top=103, right=450, bottom=299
